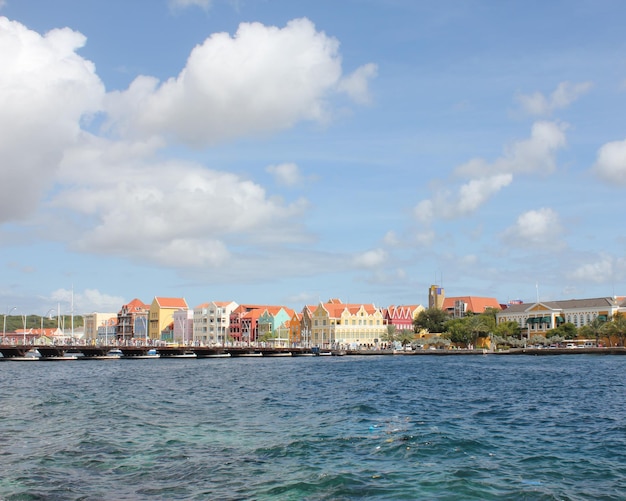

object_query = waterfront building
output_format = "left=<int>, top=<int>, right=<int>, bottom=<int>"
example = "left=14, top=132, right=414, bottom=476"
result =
left=229, top=304, right=264, bottom=344
left=288, top=311, right=303, bottom=346
left=496, top=296, right=626, bottom=334
left=257, top=306, right=295, bottom=346
left=10, top=327, right=63, bottom=345
left=84, top=312, right=117, bottom=341
left=173, top=308, right=193, bottom=344
left=299, top=305, right=317, bottom=347
left=148, top=297, right=188, bottom=341
left=116, top=298, right=149, bottom=341
left=193, top=301, right=238, bottom=345
left=384, top=304, right=425, bottom=332
left=441, top=296, right=502, bottom=318
left=311, top=299, right=386, bottom=348
left=96, top=317, right=118, bottom=344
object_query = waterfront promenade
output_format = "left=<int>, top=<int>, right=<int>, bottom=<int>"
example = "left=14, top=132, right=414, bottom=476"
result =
left=1, top=344, right=625, bottom=360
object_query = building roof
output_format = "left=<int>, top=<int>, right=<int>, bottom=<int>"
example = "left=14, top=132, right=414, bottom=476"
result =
left=501, top=297, right=620, bottom=314
left=442, top=296, right=502, bottom=313
left=154, top=297, right=188, bottom=309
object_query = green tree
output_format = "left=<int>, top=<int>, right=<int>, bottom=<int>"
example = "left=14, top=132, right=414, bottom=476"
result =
left=443, top=318, right=471, bottom=346
left=606, top=313, right=626, bottom=347
left=578, top=316, right=607, bottom=346
left=546, top=322, right=577, bottom=340
left=396, top=329, right=415, bottom=349
left=466, top=315, right=491, bottom=347
left=494, top=320, right=521, bottom=339
left=382, top=324, right=397, bottom=345
left=414, top=308, right=449, bottom=334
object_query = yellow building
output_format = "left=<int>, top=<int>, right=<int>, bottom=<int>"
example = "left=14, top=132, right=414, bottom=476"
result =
left=148, top=297, right=188, bottom=341
left=311, top=299, right=385, bottom=348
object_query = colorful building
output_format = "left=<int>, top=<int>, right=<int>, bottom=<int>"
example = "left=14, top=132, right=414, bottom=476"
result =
left=311, top=299, right=386, bottom=348
left=384, top=304, right=424, bottom=331
left=148, top=297, right=188, bottom=341
left=116, top=298, right=149, bottom=341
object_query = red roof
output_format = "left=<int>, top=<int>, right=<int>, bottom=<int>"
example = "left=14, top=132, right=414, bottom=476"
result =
left=154, top=297, right=188, bottom=309
left=442, top=296, right=502, bottom=313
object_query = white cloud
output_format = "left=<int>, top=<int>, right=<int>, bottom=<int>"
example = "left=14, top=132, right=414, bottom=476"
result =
left=592, top=138, right=626, bottom=185
left=501, top=207, right=565, bottom=249
left=50, top=288, right=125, bottom=314
left=414, top=174, right=512, bottom=222
left=516, top=81, right=592, bottom=116
left=104, top=18, right=376, bottom=146
left=337, top=63, right=378, bottom=105
left=455, top=121, right=567, bottom=178
left=266, top=163, right=303, bottom=186
left=0, top=17, right=376, bottom=274
left=169, top=0, right=211, bottom=10
left=0, top=18, right=104, bottom=222
left=353, top=248, right=387, bottom=268
left=415, top=121, right=566, bottom=224
left=568, top=255, right=615, bottom=284
left=50, top=137, right=310, bottom=268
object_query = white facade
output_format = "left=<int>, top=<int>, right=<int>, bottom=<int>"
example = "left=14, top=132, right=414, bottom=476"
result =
left=193, top=301, right=238, bottom=344
left=496, top=297, right=624, bottom=334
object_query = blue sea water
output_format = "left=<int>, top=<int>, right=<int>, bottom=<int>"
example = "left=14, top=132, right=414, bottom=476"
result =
left=1, top=354, right=625, bottom=500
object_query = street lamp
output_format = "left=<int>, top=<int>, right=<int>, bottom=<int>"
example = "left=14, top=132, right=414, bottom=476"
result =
left=3, top=306, right=17, bottom=342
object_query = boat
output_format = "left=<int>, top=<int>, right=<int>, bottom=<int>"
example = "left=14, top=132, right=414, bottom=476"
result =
left=40, top=354, right=79, bottom=361
left=7, top=349, right=41, bottom=362
left=89, top=348, right=123, bottom=360
left=129, top=348, right=160, bottom=359
left=165, top=351, right=197, bottom=358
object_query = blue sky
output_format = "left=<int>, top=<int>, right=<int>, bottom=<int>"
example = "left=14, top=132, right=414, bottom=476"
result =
left=1, top=0, right=626, bottom=316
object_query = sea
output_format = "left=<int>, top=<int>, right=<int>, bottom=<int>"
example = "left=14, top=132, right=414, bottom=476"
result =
left=1, top=354, right=625, bottom=500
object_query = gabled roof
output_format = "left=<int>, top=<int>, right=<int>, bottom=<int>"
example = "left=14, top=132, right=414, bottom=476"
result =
left=154, top=297, right=188, bottom=309
left=125, top=298, right=149, bottom=310
left=316, top=302, right=380, bottom=318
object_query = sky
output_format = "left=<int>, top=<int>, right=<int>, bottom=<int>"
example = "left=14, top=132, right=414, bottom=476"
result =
left=1, top=0, right=626, bottom=316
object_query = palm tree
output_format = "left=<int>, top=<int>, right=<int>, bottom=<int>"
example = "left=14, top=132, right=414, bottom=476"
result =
left=579, top=316, right=607, bottom=346
left=606, top=313, right=626, bottom=347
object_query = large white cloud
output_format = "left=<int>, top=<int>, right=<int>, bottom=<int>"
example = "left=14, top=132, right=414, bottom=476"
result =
left=0, top=17, right=104, bottom=222
left=592, top=138, right=626, bottom=185
left=414, top=121, right=566, bottom=224
left=104, top=18, right=376, bottom=146
left=501, top=207, right=565, bottom=250
left=1, top=16, right=376, bottom=274
left=51, top=136, right=310, bottom=268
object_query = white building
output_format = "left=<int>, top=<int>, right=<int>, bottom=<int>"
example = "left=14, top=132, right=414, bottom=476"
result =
left=496, top=297, right=625, bottom=334
left=193, top=301, right=238, bottom=345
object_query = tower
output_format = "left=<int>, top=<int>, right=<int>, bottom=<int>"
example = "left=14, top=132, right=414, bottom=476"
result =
left=429, top=285, right=445, bottom=310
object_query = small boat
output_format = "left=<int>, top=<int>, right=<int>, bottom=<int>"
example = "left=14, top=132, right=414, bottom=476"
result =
left=166, top=352, right=197, bottom=358
left=41, top=354, right=79, bottom=361
left=89, top=348, right=123, bottom=360
left=8, top=349, right=41, bottom=362
left=131, top=348, right=160, bottom=359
